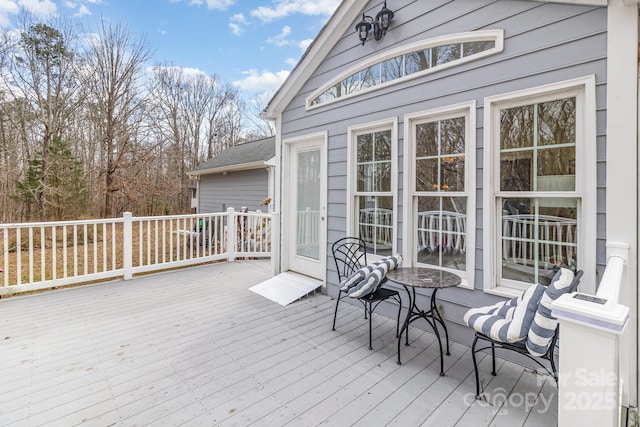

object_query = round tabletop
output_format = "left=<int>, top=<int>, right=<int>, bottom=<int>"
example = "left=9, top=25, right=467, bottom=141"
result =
left=385, top=267, right=461, bottom=289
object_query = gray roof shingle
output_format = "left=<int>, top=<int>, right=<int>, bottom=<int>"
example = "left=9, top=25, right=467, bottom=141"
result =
left=190, top=137, right=275, bottom=175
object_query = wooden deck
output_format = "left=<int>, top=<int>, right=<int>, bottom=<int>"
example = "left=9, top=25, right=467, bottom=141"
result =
left=0, top=260, right=558, bottom=426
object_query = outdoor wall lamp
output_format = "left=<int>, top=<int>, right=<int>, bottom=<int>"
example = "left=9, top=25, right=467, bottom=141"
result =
left=355, top=2, right=394, bottom=45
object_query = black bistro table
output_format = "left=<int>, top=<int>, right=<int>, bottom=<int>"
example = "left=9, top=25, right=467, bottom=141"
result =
left=385, top=267, right=461, bottom=376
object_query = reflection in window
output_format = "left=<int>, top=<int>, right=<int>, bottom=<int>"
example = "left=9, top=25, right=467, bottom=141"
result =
left=414, top=115, right=467, bottom=272
left=309, top=34, right=499, bottom=108
left=498, top=97, right=578, bottom=285
left=356, top=129, right=393, bottom=256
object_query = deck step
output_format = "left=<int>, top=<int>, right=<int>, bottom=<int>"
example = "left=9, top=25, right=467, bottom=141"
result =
left=249, top=271, right=322, bottom=306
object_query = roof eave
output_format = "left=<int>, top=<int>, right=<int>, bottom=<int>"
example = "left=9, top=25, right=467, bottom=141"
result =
left=189, top=159, right=275, bottom=177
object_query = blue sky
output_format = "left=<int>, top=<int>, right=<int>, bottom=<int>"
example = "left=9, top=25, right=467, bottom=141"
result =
left=0, top=0, right=342, bottom=100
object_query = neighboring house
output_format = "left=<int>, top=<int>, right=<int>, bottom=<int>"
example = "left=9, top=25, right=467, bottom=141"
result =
left=264, top=0, right=638, bottom=420
left=189, top=137, right=275, bottom=213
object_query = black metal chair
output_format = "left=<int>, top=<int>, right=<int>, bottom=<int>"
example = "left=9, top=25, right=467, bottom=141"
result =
left=469, top=269, right=583, bottom=398
left=331, top=237, right=402, bottom=350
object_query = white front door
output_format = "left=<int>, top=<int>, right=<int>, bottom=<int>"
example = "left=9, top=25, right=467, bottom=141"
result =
left=285, top=134, right=326, bottom=280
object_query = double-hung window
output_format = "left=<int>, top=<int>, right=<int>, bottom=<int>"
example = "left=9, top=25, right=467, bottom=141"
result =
left=483, top=76, right=596, bottom=296
left=405, top=102, right=475, bottom=288
left=348, top=119, right=397, bottom=257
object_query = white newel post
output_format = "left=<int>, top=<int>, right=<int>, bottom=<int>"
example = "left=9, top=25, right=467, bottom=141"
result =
left=227, top=207, right=236, bottom=262
left=552, top=255, right=630, bottom=427
left=123, top=212, right=133, bottom=280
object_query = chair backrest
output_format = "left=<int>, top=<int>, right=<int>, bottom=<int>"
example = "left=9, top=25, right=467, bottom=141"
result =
left=332, top=237, right=368, bottom=283
left=568, top=269, right=584, bottom=293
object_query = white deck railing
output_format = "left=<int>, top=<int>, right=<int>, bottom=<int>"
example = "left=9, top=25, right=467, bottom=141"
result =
left=0, top=208, right=275, bottom=295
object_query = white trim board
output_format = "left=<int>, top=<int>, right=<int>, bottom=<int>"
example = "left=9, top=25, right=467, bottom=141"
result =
left=249, top=271, right=322, bottom=306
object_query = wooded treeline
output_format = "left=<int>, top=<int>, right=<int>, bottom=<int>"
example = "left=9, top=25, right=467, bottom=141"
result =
left=0, top=15, right=274, bottom=223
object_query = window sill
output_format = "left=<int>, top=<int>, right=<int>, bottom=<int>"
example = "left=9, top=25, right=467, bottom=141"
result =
left=482, top=285, right=524, bottom=299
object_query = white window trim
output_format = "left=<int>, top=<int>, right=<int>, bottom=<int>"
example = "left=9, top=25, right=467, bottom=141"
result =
left=482, top=75, right=597, bottom=298
left=403, top=101, right=476, bottom=290
left=347, top=117, right=398, bottom=259
left=307, top=29, right=504, bottom=111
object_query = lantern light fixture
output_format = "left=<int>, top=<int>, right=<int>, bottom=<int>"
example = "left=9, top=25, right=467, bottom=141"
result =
left=355, top=2, right=395, bottom=46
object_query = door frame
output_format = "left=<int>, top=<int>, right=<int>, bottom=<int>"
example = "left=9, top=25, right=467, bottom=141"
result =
left=281, top=131, right=328, bottom=283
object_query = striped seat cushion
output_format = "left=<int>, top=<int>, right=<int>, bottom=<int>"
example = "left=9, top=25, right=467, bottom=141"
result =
left=339, top=260, right=385, bottom=291
left=347, top=254, right=402, bottom=298
left=526, top=268, right=575, bottom=357
left=464, top=284, right=545, bottom=343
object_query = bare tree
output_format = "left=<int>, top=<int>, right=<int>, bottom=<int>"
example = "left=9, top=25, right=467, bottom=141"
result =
left=78, top=18, right=152, bottom=217
left=245, top=91, right=275, bottom=139
left=4, top=17, right=81, bottom=220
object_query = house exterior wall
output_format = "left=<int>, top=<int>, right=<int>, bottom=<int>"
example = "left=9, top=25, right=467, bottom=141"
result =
left=277, top=0, right=608, bottom=344
left=198, top=168, right=270, bottom=213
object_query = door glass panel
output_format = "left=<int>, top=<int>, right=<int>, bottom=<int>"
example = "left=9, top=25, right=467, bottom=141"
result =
left=296, top=149, right=320, bottom=260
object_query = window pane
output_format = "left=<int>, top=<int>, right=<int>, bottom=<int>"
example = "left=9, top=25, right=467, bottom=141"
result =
left=357, top=131, right=391, bottom=192
left=441, top=156, right=464, bottom=191
left=405, top=49, right=431, bottom=75
left=500, top=105, right=534, bottom=150
left=358, top=196, right=393, bottom=256
left=501, top=197, right=577, bottom=285
left=537, top=147, right=576, bottom=191
left=381, top=56, right=403, bottom=83
left=538, top=97, right=576, bottom=146
left=463, top=40, right=495, bottom=56
left=432, top=44, right=461, bottom=66
left=357, top=133, right=372, bottom=163
left=359, top=65, right=380, bottom=90
left=374, top=131, right=392, bottom=160
left=416, top=158, right=439, bottom=192
left=500, top=150, right=533, bottom=191
left=416, top=196, right=467, bottom=270
left=440, top=117, right=465, bottom=155
left=416, top=122, right=438, bottom=157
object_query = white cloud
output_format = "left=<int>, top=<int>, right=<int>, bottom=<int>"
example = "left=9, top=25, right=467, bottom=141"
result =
left=233, top=68, right=289, bottom=92
left=64, top=0, right=104, bottom=18
left=0, top=0, right=20, bottom=27
left=19, top=0, right=57, bottom=17
left=285, top=57, right=297, bottom=67
left=228, top=13, right=246, bottom=36
left=0, top=0, right=59, bottom=26
left=265, top=25, right=292, bottom=47
left=250, top=0, right=339, bottom=23
left=149, top=64, right=208, bottom=80
left=188, top=0, right=235, bottom=10
left=298, top=38, right=313, bottom=51
left=74, top=4, right=90, bottom=17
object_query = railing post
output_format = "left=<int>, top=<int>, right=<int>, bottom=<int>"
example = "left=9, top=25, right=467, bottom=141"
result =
left=271, top=212, right=280, bottom=276
left=227, top=207, right=236, bottom=262
left=123, top=212, right=133, bottom=280
left=552, top=254, right=630, bottom=427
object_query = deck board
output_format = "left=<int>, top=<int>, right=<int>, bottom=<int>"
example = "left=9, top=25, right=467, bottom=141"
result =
left=0, top=260, right=558, bottom=426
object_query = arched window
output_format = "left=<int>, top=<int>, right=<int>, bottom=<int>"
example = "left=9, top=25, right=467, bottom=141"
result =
left=307, top=30, right=503, bottom=110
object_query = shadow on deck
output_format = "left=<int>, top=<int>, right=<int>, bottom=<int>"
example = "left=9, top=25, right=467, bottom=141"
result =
left=0, top=260, right=557, bottom=426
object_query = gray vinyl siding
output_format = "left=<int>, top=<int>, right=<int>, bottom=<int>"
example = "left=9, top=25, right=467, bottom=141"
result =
left=279, top=0, right=607, bottom=344
left=198, top=169, right=269, bottom=213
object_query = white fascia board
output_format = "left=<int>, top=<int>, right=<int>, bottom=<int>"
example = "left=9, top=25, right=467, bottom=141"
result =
left=188, top=161, right=272, bottom=176
left=263, top=0, right=368, bottom=119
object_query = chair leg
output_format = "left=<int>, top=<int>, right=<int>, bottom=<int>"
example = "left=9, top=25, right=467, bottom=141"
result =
left=332, top=291, right=343, bottom=331
left=395, top=295, right=402, bottom=338
left=367, top=302, right=373, bottom=350
left=491, top=343, right=497, bottom=376
left=549, top=352, right=558, bottom=383
left=471, top=335, right=482, bottom=399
